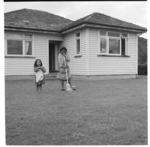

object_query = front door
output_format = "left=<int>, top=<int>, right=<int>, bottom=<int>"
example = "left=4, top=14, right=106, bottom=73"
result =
left=49, top=43, right=55, bottom=72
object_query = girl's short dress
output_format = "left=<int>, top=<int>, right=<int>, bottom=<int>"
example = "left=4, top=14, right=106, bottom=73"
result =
left=57, top=53, right=71, bottom=81
left=34, top=69, right=45, bottom=85
left=57, top=67, right=71, bottom=81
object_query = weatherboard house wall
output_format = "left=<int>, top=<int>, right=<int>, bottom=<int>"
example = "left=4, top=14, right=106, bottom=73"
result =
left=59, top=28, right=87, bottom=76
left=5, top=31, right=63, bottom=75
left=59, top=28, right=138, bottom=76
left=4, top=9, right=147, bottom=77
left=88, top=29, right=138, bottom=76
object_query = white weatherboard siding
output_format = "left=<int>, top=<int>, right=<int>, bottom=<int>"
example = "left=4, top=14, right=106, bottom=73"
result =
left=34, top=34, right=48, bottom=74
left=5, top=31, right=63, bottom=75
left=34, top=33, right=63, bottom=74
left=5, top=58, right=35, bottom=75
left=60, top=29, right=87, bottom=75
left=88, top=28, right=137, bottom=75
left=5, top=28, right=138, bottom=76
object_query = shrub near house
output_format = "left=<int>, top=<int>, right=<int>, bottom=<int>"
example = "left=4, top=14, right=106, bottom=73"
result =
left=138, top=37, right=147, bottom=75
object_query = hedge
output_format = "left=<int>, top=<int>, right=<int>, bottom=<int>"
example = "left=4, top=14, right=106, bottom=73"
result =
left=138, top=64, right=147, bottom=75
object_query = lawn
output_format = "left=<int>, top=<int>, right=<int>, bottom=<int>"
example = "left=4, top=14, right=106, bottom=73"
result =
left=5, top=76, right=147, bottom=145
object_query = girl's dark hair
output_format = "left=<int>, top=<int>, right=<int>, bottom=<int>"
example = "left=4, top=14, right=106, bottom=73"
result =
left=60, top=47, right=67, bottom=52
left=34, top=59, right=43, bottom=67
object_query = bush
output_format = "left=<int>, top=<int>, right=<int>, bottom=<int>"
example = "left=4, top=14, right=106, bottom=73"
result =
left=138, top=64, right=147, bottom=75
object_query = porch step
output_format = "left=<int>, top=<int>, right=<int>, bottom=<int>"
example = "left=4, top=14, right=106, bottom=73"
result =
left=45, top=72, right=58, bottom=80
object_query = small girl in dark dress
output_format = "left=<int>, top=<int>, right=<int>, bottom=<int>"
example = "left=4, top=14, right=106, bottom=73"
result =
left=34, top=59, right=46, bottom=93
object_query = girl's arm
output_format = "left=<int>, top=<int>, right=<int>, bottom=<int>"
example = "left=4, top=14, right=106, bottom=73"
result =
left=34, top=67, right=39, bottom=72
left=58, top=54, right=66, bottom=68
left=64, top=53, right=70, bottom=62
left=41, top=66, right=46, bottom=73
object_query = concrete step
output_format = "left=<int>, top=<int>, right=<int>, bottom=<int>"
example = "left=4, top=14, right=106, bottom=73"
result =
left=45, top=72, right=58, bottom=80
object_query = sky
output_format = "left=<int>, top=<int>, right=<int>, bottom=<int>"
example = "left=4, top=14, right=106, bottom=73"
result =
left=4, top=1, right=147, bottom=38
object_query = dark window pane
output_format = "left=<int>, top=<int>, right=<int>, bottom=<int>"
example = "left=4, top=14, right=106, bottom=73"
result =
left=76, top=33, right=80, bottom=37
left=76, top=39, right=80, bottom=54
left=25, top=41, right=32, bottom=55
left=100, top=31, right=106, bottom=36
left=121, top=39, right=125, bottom=55
left=122, top=34, right=128, bottom=37
left=108, top=32, right=120, bottom=37
left=109, top=39, right=120, bottom=54
left=100, top=38, right=107, bottom=53
left=7, top=40, right=23, bottom=55
left=25, top=35, right=32, bottom=39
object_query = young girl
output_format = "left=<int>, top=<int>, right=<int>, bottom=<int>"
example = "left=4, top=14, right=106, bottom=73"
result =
left=57, top=47, right=75, bottom=91
left=34, top=59, right=46, bottom=93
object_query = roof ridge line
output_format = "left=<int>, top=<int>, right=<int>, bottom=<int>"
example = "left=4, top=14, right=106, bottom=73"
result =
left=84, top=12, right=96, bottom=22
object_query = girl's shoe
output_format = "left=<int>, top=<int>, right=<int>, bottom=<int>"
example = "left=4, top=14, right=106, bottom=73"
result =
left=71, top=86, right=76, bottom=90
left=37, top=81, right=41, bottom=86
left=61, top=89, right=65, bottom=91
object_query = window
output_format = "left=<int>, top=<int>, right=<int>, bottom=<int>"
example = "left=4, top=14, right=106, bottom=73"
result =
left=121, top=34, right=128, bottom=56
left=99, top=30, right=128, bottom=56
left=5, top=33, right=33, bottom=56
left=7, top=40, right=23, bottom=55
left=25, top=41, right=32, bottom=55
left=100, top=38, right=107, bottom=53
left=109, top=39, right=120, bottom=54
left=108, top=32, right=120, bottom=37
left=75, top=32, right=81, bottom=55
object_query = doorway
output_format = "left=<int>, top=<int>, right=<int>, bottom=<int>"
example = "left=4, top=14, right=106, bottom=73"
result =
left=49, top=43, right=56, bottom=72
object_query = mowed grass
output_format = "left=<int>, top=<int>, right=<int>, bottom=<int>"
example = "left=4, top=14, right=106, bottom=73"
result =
left=5, top=77, right=147, bottom=145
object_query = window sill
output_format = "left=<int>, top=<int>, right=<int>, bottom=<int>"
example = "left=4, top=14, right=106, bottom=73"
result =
left=74, top=54, right=82, bottom=57
left=97, top=54, right=130, bottom=57
left=5, top=56, right=36, bottom=58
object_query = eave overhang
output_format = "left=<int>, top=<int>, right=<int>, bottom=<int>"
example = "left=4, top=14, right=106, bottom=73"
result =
left=5, top=26, right=61, bottom=35
left=61, top=22, right=147, bottom=34
left=5, top=22, right=147, bottom=35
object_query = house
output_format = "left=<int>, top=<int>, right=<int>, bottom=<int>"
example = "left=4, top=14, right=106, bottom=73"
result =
left=4, top=8, right=147, bottom=79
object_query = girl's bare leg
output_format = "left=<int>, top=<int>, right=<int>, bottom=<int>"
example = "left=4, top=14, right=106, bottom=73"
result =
left=36, top=85, right=40, bottom=93
left=40, top=85, right=42, bottom=93
left=36, top=85, right=42, bottom=94
left=68, top=78, right=72, bottom=88
left=60, top=80, right=65, bottom=90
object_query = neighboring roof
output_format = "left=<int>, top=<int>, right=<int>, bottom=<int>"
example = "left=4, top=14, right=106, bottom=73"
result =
left=61, top=12, right=147, bottom=32
left=5, top=8, right=73, bottom=31
left=5, top=9, right=147, bottom=33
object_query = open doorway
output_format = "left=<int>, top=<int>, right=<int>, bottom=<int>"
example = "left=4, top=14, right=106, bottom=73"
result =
left=49, top=43, right=56, bottom=72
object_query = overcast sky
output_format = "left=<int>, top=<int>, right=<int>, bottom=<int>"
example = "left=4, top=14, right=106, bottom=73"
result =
left=4, top=1, right=147, bottom=38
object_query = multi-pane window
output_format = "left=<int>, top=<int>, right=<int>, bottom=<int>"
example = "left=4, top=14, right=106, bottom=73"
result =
left=100, top=31, right=107, bottom=54
left=7, top=40, right=23, bottom=55
left=109, top=39, right=120, bottom=54
left=24, top=35, right=33, bottom=55
left=76, top=32, right=80, bottom=54
left=121, top=34, right=128, bottom=55
left=100, top=38, right=107, bottom=53
left=5, top=33, right=33, bottom=56
left=99, top=30, right=128, bottom=56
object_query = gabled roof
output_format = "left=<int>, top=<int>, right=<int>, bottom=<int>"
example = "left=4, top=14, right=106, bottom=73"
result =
left=61, top=12, right=147, bottom=32
left=5, top=8, right=73, bottom=31
left=5, top=9, right=147, bottom=33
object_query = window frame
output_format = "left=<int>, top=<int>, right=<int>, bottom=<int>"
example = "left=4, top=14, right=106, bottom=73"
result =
left=98, top=30, right=128, bottom=56
left=5, top=33, right=34, bottom=57
left=74, top=30, right=82, bottom=57
left=121, top=34, right=128, bottom=56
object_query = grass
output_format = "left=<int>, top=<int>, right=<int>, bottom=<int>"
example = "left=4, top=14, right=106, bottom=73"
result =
left=5, top=77, right=147, bottom=145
